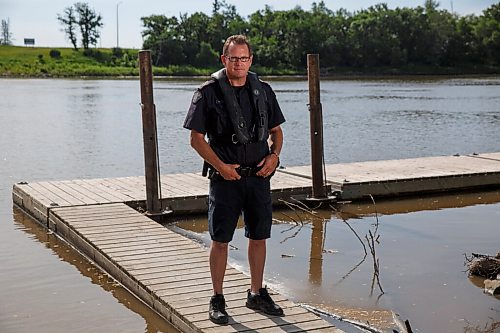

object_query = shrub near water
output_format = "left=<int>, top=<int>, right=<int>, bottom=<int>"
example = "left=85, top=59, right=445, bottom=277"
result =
left=49, top=49, right=61, bottom=59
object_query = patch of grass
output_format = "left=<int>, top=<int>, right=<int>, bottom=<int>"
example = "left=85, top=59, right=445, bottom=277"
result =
left=0, top=45, right=141, bottom=77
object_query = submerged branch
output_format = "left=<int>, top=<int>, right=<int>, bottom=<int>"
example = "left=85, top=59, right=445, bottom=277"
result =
left=278, top=198, right=324, bottom=219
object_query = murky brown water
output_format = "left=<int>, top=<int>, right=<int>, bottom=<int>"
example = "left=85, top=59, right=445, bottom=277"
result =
left=1, top=77, right=499, bottom=332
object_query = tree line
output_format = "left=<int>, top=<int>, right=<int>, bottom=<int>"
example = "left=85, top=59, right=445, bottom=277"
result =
left=141, top=0, right=500, bottom=71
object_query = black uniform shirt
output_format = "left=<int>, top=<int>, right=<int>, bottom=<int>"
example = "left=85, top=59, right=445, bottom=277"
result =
left=184, top=77, right=285, bottom=166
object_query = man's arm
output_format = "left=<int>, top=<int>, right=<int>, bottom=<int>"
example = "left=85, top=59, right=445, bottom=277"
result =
left=190, top=130, right=241, bottom=180
left=256, top=125, right=283, bottom=177
left=268, top=125, right=283, bottom=157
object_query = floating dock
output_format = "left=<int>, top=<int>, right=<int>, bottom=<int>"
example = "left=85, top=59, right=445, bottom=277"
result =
left=12, top=152, right=500, bottom=333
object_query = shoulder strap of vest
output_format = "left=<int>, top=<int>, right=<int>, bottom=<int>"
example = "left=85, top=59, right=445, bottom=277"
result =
left=211, top=69, right=251, bottom=144
left=247, top=71, right=269, bottom=142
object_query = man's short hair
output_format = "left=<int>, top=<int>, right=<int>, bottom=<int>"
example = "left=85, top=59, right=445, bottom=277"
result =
left=222, top=35, right=253, bottom=56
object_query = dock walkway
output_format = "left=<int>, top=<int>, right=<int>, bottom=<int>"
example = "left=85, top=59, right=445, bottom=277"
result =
left=12, top=152, right=500, bottom=333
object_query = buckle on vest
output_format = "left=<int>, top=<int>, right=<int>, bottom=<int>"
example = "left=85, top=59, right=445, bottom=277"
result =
left=231, top=133, right=238, bottom=144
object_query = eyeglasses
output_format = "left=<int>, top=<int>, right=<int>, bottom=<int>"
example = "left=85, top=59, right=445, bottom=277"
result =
left=224, top=55, right=251, bottom=63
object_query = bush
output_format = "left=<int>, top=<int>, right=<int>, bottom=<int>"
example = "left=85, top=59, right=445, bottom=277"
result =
left=49, top=49, right=61, bottom=58
left=112, top=47, right=123, bottom=58
left=83, top=49, right=107, bottom=62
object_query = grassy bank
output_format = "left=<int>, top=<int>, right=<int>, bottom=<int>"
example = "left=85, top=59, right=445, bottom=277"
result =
left=1, top=45, right=498, bottom=78
left=0, top=45, right=220, bottom=77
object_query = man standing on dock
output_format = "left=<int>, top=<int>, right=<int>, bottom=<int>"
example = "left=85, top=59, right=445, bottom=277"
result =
left=184, top=35, right=285, bottom=324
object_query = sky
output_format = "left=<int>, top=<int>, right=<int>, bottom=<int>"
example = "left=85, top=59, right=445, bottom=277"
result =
left=1, top=0, right=497, bottom=49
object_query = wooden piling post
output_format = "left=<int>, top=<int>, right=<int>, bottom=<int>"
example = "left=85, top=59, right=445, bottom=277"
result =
left=139, top=50, right=162, bottom=214
left=307, top=54, right=327, bottom=199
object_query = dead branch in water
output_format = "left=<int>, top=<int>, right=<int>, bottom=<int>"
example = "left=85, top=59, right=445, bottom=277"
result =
left=366, top=230, right=384, bottom=295
left=280, top=200, right=304, bottom=223
left=366, top=194, right=384, bottom=295
left=280, top=223, right=305, bottom=244
left=278, top=198, right=324, bottom=219
left=369, top=194, right=380, bottom=234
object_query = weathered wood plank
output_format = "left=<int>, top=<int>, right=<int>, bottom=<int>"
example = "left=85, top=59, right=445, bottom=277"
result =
left=72, top=179, right=129, bottom=202
left=26, top=182, right=75, bottom=206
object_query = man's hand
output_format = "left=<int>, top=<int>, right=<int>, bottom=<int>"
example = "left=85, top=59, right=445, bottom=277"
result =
left=218, top=163, right=241, bottom=180
left=256, top=153, right=279, bottom=178
left=190, top=130, right=241, bottom=181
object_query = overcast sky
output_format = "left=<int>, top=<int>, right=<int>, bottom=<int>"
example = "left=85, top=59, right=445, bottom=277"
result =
left=1, top=0, right=497, bottom=49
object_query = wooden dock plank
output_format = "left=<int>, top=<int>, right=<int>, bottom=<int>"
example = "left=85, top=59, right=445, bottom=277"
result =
left=25, top=182, right=75, bottom=206
left=71, top=179, right=127, bottom=202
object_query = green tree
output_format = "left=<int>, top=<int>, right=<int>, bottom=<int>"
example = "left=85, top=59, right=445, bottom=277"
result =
left=474, top=3, right=500, bottom=65
left=57, top=6, right=78, bottom=50
left=208, top=0, right=247, bottom=53
left=58, top=2, right=102, bottom=50
left=74, top=2, right=103, bottom=50
left=178, top=12, right=211, bottom=64
left=1, top=18, right=13, bottom=45
left=141, top=15, right=185, bottom=66
left=347, top=4, right=403, bottom=67
left=195, top=41, right=219, bottom=67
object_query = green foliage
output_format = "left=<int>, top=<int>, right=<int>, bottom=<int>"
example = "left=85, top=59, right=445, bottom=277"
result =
left=58, top=2, right=103, bottom=50
left=49, top=49, right=62, bottom=58
left=139, top=0, right=500, bottom=72
left=195, top=42, right=220, bottom=67
left=2, top=1, right=499, bottom=77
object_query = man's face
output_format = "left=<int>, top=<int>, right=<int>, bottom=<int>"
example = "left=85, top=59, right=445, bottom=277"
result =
left=221, top=42, right=253, bottom=83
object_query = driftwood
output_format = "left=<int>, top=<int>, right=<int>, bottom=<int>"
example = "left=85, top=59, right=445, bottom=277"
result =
left=465, top=252, right=500, bottom=296
left=466, top=252, right=500, bottom=279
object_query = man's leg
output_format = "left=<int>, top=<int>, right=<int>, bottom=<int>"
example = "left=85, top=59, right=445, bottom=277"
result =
left=209, top=240, right=229, bottom=324
left=210, top=240, right=228, bottom=294
left=246, top=238, right=283, bottom=316
left=248, top=238, right=266, bottom=293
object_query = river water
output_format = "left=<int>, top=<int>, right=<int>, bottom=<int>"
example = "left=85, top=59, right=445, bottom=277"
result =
left=0, top=76, right=499, bottom=332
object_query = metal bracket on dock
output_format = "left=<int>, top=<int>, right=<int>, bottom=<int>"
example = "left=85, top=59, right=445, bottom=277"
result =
left=303, top=194, right=338, bottom=204
left=145, top=207, right=173, bottom=217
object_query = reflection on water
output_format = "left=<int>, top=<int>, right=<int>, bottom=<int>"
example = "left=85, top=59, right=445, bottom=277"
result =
left=9, top=207, right=179, bottom=333
left=172, top=189, right=500, bottom=332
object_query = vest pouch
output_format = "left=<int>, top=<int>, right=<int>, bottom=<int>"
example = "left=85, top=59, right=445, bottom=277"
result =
left=244, top=141, right=269, bottom=166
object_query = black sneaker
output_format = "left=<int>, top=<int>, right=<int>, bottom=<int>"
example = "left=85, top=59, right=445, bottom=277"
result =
left=209, top=294, right=229, bottom=325
left=246, top=286, right=284, bottom=316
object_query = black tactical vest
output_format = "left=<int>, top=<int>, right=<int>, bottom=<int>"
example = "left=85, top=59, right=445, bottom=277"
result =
left=211, top=69, right=269, bottom=144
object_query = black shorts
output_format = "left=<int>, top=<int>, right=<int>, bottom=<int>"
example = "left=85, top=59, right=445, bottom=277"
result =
left=208, top=176, right=272, bottom=243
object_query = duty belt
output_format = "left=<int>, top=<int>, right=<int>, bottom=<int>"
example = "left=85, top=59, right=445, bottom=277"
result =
left=236, top=166, right=260, bottom=177
left=208, top=166, right=261, bottom=180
